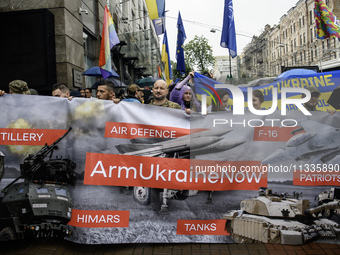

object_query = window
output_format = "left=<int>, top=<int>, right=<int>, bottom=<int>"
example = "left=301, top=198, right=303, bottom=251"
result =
left=299, top=19, right=302, bottom=28
left=327, top=39, right=330, bottom=49
left=315, top=46, right=317, bottom=58
left=302, top=16, right=305, bottom=26
left=300, top=35, right=302, bottom=45
left=310, top=28, right=313, bottom=41
left=55, top=188, right=67, bottom=197
left=294, top=23, right=296, bottom=32
left=311, top=50, right=313, bottom=62
left=310, top=10, right=313, bottom=25
left=36, top=187, right=49, bottom=194
left=314, top=27, right=317, bottom=38
left=294, top=39, right=296, bottom=49
left=303, top=33, right=306, bottom=43
left=291, top=41, right=293, bottom=52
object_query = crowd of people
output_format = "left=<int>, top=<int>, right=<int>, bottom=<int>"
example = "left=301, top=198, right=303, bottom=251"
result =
left=0, top=74, right=337, bottom=115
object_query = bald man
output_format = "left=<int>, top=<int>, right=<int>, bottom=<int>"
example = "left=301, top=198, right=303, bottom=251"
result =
left=149, top=80, right=181, bottom=109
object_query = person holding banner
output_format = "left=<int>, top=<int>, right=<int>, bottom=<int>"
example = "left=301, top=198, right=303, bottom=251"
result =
left=252, top=89, right=264, bottom=110
left=96, top=80, right=118, bottom=102
left=301, top=86, right=321, bottom=111
left=170, top=71, right=201, bottom=114
left=149, top=80, right=181, bottom=109
left=0, top=80, right=31, bottom=96
left=210, top=89, right=230, bottom=112
left=301, top=86, right=336, bottom=115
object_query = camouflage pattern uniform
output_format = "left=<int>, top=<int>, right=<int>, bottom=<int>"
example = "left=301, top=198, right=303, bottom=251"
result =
left=149, top=98, right=181, bottom=109
left=9, top=80, right=31, bottom=95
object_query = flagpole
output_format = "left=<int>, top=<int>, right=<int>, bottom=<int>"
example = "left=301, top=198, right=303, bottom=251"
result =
left=229, top=55, right=232, bottom=79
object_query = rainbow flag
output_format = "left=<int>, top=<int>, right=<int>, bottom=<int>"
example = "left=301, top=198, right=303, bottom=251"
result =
left=145, top=0, right=165, bottom=20
left=161, top=30, right=172, bottom=85
left=99, top=6, right=120, bottom=79
left=315, top=0, right=340, bottom=39
left=157, top=65, right=165, bottom=80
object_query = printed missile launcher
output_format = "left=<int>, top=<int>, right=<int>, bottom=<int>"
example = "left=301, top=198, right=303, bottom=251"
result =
left=0, top=128, right=76, bottom=241
left=222, top=188, right=340, bottom=245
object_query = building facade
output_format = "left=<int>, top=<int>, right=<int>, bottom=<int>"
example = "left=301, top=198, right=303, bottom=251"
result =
left=0, top=0, right=161, bottom=94
left=213, top=55, right=240, bottom=83
left=241, top=0, right=340, bottom=79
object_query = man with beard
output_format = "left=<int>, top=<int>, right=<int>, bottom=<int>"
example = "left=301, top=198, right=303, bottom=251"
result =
left=149, top=80, right=181, bottom=109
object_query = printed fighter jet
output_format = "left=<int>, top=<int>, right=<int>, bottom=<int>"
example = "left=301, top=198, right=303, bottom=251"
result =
left=261, top=120, right=340, bottom=165
left=115, top=128, right=246, bottom=213
left=116, top=128, right=245, bottom=158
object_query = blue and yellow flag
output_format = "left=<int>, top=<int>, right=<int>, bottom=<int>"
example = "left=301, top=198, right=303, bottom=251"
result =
left=176, top=11, right=186, bottom=74
left=161, top=30, right=172, bottom=85
left=145, top=0, right=165, bottom=20
left=146, top=0, right=165, bottom=35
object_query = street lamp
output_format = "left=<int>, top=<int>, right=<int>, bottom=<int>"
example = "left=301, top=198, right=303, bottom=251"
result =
left=209, top=28, right=233, bottom=79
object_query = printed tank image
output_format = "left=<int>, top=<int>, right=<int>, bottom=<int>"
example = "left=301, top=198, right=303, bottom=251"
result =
left=222, top=187, right=340, bottom=245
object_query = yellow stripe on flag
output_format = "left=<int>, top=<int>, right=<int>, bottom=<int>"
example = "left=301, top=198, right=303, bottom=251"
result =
left=145, top=0, right=159, bottom=20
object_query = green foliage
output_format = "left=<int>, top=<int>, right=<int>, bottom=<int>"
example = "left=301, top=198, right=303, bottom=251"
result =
left=171, top=60, right=194, bottom=81
left=184, top=35, right=215, bottom=73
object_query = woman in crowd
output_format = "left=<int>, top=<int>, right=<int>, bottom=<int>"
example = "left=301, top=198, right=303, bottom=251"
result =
left=170, top=71, right=201, bottom=114
left=210, top=89, right=230, bottom=112
left=252, top=89, right=264, bottom=110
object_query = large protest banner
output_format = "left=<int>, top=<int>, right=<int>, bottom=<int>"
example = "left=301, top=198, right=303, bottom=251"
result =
left=194, top=69, right=340, bottom=111
left=0, top=86, right=339, bottom=244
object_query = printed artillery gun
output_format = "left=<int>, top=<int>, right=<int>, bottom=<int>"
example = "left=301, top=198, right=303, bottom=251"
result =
left=222, top=188, right=340, bottom=245
left=0, top=127, right=76, bottom=241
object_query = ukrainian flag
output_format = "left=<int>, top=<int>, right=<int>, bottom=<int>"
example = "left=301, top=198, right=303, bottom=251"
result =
left=161, top=30, right=172, bottom=86
left=145, top=0, right=165, bottom=20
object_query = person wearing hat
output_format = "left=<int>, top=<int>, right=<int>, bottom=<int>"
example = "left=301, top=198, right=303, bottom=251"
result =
left=122, top=84, right=144, bottom=103
left=0, top=80, right=31, bottom=96
left=9, top=80, right=31, bottom=95
left=301, top=86, right=321, bottom=111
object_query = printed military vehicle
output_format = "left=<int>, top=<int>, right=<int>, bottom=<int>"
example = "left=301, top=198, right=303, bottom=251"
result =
left=0, top=128, right=76, bottom=241
left=317, top=187, right=340, bottom=217
left=222, top=188, right=340, bottom=245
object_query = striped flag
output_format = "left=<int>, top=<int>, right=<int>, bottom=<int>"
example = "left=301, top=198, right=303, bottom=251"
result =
left=158, top=65, right=165, bottom=80
left=161, top=30, right=172, bottom=85
left=315, top=0, right=340, bottom=39
left=146, top=0, right=165, bottom=35
left=99, top=6, right=120, bottom=79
